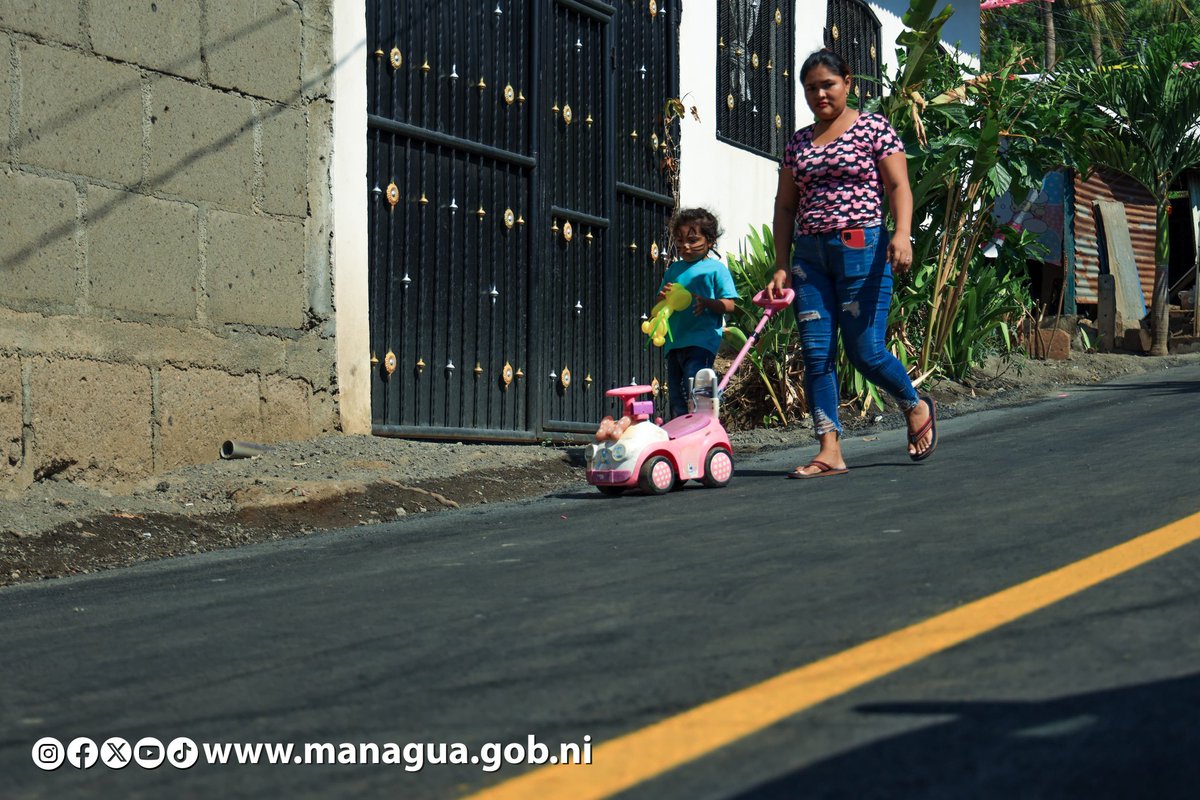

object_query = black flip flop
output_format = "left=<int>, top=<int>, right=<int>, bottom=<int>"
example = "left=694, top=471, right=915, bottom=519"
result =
left=908, top=396, right=937, bottom=462
left=787, top=459, right=849, bottom=479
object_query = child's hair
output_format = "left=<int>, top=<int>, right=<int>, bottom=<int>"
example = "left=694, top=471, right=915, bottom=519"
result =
left=799, top=49, right=851, bottom=83
left=669, top=207, right=722, bottom=248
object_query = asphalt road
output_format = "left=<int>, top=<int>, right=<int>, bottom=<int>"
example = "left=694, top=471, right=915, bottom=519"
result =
left=3, top=365, right=1199, bottom=799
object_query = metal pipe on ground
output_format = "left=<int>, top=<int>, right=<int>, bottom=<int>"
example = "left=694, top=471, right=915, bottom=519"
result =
left=220, top=440, right=273, bottom=460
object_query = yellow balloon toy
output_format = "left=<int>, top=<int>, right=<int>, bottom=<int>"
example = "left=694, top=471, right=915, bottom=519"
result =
left=641, top=284, right=692, bottom=347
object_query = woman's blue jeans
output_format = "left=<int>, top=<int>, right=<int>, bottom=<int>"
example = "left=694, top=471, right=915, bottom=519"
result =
left=791, top=225, right=919, bottom=438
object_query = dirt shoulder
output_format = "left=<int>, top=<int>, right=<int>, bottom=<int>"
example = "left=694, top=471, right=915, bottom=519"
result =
left=3, top=350, right=1198, bottom=589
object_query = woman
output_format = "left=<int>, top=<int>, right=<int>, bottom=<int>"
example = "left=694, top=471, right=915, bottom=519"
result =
left=766, top=49, right=936, bottom=478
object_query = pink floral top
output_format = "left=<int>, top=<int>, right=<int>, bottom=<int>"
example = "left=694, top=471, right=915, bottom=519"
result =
left=781, top=112, right=905, bottom=235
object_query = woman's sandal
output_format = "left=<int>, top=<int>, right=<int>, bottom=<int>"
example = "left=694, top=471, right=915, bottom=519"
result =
left=787, top=460, right=849, bottom=479
left=908, top=396, right=938, bottom=462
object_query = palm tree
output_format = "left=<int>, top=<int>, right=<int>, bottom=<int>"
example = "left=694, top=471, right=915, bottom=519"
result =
left=1065, top=25, right=1200, bottom=354
left=1040, top=0, right=1127, bottom=69
left=1041, top=0, right=1057, bottom=69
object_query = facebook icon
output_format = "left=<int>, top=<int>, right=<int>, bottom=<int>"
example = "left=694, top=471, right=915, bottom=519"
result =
left=66, top=737, right=98, bottom=769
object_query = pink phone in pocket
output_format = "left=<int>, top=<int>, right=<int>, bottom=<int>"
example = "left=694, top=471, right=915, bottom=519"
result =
left=841, top=228, right=866, bottom=249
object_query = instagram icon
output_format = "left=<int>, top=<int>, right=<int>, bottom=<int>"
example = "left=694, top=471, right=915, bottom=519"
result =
left=32, top=737, right=64, bottom=771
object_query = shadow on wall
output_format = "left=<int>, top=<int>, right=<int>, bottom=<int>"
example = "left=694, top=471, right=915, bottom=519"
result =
left=731, top=672, right=1200, bottom=799
left=2, top=7, right=358, bottom=284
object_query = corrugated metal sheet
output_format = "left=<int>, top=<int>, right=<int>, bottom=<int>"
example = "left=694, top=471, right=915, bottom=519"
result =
left=1073, top=170, right=1157, bottom=306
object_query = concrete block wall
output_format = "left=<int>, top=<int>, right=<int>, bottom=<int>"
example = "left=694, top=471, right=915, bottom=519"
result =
left=0, top=1, right=339, bottom=491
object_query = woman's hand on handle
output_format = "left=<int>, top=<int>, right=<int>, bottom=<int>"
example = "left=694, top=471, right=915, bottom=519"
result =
left=766, top=268, right=790, bottom=301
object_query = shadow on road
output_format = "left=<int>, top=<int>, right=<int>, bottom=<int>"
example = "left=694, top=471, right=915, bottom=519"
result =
left=1073, top=380, right=1200, bottom=397
left=731, top=672, right=1200, bottom=799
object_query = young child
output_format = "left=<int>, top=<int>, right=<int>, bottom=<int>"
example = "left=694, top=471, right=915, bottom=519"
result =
left=658, top=208, right=739, bottom=418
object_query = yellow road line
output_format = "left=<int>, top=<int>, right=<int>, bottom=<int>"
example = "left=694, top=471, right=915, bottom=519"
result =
left=464, top=510, right=1200, bottom=800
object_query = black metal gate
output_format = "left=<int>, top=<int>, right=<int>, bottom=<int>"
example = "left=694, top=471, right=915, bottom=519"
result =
left=367, top=0, right=677, bottom=440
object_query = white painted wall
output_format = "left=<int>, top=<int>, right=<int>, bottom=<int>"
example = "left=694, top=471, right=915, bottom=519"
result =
left=677, top=1, right=827, bottom=258
left=332, top=0, right=372, bottom=435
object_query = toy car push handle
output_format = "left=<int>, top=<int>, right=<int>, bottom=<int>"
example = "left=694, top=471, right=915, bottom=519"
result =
left=717, top=288, right=795, bottom=393
left=641, top=284, right=693, bottom=348
left=605, top=384, right=655, bottom=419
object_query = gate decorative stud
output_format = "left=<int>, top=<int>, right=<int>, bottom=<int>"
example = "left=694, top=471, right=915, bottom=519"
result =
left=629, top=242, right=638, bottom=252
left=474, top=363, right=483, bottom=376
left=561, top=368, right=572, bottom=389
left=515, top=368, right=524, bottom=379
left=585, top=231, right=593, bottom=243
left=574, top=300, right=583, bottom=315
left=562, top=222, right=573, bottom=242
left=562, top=104, right=573, bottom=124
left=384, top=351, right=398, bottom=375
left=551, top=220, right=560, bottom=235
left=476, top=77, right=486, bottom=90
left=448, top=198, right=458, bottom=213
left=503, top=209, right=515, bottom=229
left=415, top=357, right=425, bottom=374
left=552, top=102, right=560, bottom=114
left=419, top=193, right=428, bottom=206
left=517, top=90, right=525, bottom=103
left=386, top=183, right=400, bottom=206
left=445, top=360, right=455, bottom=374
left=422, top=59, right=430, bottom=73
left=502, top=362, right=514, bottom=387
left=504, top=85, right=515, bottom=104
left=389, top=48, right=403, bottom=69
left=489, top=286, right=499, bottom=305
left=494, top=2, right=502, bottom=16
left=477, top=206, right=486, bottom=219
left=370, top=352, right=379, bottom=366
left=585, top=373, right=592, bottom=387
left=585, top=113, right=593, bottom=126
left=372, top=185, right=382, bottom=200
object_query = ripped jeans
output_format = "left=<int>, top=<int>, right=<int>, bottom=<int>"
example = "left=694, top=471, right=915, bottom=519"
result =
left=791, top=225, right=919, bottom=438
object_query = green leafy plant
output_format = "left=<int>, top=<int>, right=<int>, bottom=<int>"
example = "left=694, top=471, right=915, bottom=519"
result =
left=723, top=225, right=803, bottom=426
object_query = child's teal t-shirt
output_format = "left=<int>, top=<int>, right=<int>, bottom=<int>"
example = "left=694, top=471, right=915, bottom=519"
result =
left=657, top=256, right=739, bottom=355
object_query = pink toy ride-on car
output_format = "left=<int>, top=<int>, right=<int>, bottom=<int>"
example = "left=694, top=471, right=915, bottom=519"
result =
left=585, top=288, right=794, bottom=495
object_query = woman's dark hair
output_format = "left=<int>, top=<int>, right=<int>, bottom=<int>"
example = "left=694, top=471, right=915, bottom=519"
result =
left=799, top=49, right=851, bottom=83
left=669, top=207, right=722, bottom=244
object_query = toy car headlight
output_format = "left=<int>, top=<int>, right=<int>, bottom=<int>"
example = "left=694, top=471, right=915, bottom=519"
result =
left=611, top=443, right=627, bottom=461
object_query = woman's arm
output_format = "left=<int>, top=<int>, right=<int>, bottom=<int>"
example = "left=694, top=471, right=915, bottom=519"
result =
left=769, top=168, right=798, bottom=296
left=879, top=151, right=913, bottom=272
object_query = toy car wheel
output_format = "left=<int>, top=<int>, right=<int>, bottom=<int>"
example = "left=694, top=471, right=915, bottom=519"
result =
left=638, top=455, right=676, bottom=495
left=701, top=447, right=734, bottom=488
left=597, top=485, right=624, bottom=497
